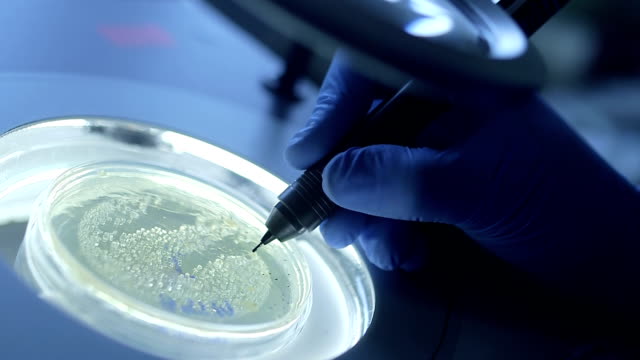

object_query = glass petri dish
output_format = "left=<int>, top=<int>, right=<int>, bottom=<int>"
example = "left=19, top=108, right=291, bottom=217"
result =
left=15, top=161, right=312, bottom=359
left=2, top=117, right=374, bottom=360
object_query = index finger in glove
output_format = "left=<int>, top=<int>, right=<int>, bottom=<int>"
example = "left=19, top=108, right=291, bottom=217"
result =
left=285, top=52, right=390, bottom=170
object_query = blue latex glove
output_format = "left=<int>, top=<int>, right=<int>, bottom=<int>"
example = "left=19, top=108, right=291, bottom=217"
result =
left=286, top=55, right=640, bottom=311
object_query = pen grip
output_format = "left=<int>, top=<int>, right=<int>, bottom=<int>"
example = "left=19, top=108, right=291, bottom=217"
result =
left=277, top=165, right=335, bottom=231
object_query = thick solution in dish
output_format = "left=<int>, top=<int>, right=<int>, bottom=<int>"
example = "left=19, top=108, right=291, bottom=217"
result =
left=47, top=164, right=301, bottom=325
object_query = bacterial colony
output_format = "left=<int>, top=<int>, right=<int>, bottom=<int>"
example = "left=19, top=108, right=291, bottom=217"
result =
left=48, top=167, right=297, bottom=325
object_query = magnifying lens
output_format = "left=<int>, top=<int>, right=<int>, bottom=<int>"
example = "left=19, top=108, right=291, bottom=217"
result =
left=223, top=0, right=555, bottom=89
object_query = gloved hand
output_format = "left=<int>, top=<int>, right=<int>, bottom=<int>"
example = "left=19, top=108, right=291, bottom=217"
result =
left=285, top=55, right=640, bottom=310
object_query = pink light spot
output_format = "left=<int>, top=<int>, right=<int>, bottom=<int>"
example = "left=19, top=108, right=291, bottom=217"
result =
left=97, top=24, right=175, bottom=47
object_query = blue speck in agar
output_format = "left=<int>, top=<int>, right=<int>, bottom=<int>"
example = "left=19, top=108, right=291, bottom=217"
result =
left=181, top=298, right=196, bottom=314
left=170, top=255, right=183, bottom=274
left=159, top=293, right=177, bottom=312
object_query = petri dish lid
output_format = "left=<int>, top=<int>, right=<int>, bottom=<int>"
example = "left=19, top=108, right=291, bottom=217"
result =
left=0, top=117, right=375, bottom=360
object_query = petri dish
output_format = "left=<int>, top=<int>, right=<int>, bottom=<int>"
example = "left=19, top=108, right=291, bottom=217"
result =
left=15, top=161, right=312, bottom=359
left=2, top=117, right=374, bottom=360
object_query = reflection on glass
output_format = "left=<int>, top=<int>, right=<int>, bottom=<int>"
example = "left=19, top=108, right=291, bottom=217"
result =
left=380, top=0, right=454, bottom=38
left=409, top=0, right=448, bottom=16
left=406, top=0, right=452, bottom=37
left=405, top=15, right=453, bottom=37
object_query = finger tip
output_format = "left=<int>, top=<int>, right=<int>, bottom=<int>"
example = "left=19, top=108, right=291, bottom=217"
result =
left=284, top=140, right=315, bottom=170
left=358, top=236, right=397, bottom=271
left=319, top=215, right=358, bottom=249
left=368, top=254, right=395, bottom=271
left=321, top=149, right=358, bottom=201
left=320, top=229, right=354, bottom=249
left=374, top=260, right=395, bottom=272
left=325, top=239, right=353, bottom=249
left=283, top=146, right=303, bottom=170
left=320, top=162, right=339, bottom=200
left=358, top=221, right=428, bottom=272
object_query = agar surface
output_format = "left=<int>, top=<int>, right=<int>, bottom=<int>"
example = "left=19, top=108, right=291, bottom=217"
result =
left=49, top=171, right=294, bottom=322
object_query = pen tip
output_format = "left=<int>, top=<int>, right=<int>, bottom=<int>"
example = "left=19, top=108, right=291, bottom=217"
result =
left=252, top=231, right=275, bottom=252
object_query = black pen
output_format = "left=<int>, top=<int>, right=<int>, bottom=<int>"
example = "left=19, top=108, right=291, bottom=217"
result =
left=253, top=80, right=449, bottom=252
